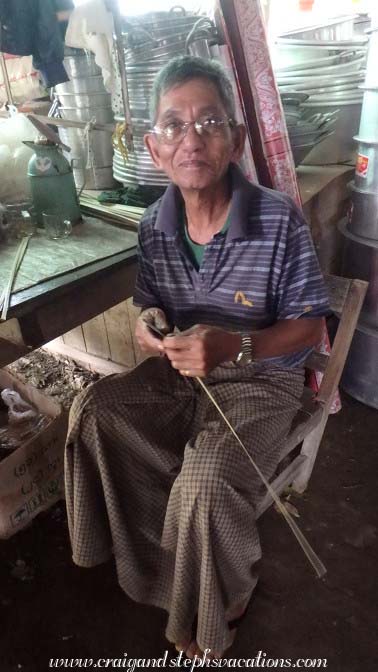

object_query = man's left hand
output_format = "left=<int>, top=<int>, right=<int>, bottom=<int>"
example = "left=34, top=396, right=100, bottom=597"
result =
left=162, top=325, right=241, bottom=377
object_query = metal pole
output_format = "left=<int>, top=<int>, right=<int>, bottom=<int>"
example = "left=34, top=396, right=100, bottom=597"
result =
left=106, top=0, right=134, bottom=151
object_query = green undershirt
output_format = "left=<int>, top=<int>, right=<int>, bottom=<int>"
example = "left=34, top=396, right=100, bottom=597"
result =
left=182, top=209, right=231, bottom=270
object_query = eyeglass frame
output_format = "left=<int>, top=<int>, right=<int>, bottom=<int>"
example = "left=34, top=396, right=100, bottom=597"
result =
left=150, top=114, right=237, bottom=145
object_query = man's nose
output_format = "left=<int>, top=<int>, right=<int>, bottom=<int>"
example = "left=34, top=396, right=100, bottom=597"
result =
left=181, top=122, right=205, bottom=148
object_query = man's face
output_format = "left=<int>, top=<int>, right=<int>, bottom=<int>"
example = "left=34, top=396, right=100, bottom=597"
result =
left=144, top=78, right=245, bottom=193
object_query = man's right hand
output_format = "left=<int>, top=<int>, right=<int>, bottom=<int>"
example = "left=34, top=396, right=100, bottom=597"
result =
left=135, top=307, right=171, bottom=356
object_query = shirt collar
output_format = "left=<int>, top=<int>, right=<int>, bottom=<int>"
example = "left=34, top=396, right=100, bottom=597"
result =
left=154, top=163, right=257, bottom=240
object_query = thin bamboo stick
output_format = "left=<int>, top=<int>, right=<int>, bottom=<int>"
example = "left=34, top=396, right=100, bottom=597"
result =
left=0, top=236, right=31, bottom=321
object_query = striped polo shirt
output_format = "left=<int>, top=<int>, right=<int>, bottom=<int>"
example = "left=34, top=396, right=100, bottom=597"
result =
left=133, top=163, right=330, bottom=369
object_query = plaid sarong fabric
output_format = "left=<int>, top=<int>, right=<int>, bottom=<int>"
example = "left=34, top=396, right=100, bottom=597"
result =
left=65, top=357, right=304, bottom=653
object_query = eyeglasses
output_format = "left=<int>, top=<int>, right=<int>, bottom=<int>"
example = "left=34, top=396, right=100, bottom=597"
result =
left=152, top=114, right=235, bottom=145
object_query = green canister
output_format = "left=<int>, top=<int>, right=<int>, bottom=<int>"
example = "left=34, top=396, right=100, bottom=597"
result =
left=24, top=138, right=82, bottom=227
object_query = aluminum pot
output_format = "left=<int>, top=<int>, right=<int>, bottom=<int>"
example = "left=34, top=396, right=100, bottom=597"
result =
left=63, top=55, right=101, bottom=78
left=341, top=321, right=378, bottom=409
left=56, top=92, right=112, bottom=108
left=340, top=219, right=378, bottom=328
left=55, top=76, right=107, bottom=95
left=346, top=182, right=378, bottom=240
left=59, top=106, right=114, bottom=124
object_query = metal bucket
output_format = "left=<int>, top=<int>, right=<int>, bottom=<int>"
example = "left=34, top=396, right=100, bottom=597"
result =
left=59, top=127, right=114, bottom=167
left=341, top=321, right=378, bottom=409
left=347, top=182, right=378, bottom=239
left=55, top=76, right=107, bottom=95
left=56, top=92, right=112, bottom=108
left=64, top=55, right=101, bottom=78
left=59, top=106, right=114, bottom=124
left=73, top=164, right=117, bottom=190
left=340, top=219, right=378, bottom=328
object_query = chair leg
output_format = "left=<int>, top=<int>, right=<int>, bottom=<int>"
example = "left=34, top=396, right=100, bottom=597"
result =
left=291, top=412, right=328, bottom=493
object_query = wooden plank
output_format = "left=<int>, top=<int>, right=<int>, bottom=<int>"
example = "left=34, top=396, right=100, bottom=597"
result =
left=44, top=341, right=130, bottom=376
left=318, top=278, right=368, bottom=406
left=0, top=336, right=30, bottom=368
left=126, top=298, right=145, bottom=364
left=7, top=248, right=137, bottom=318
left=16, top=260, right=137, bottom=349
left=63, top=326, right=86, bottom=351
left=103, top=300, right=135, bottom=367
left=82, top=314, right=110, bottom=360
left=324, top=274, right=352, bottom=314
left=0, top=319, right=31, bottom=367
left=303, top=350, right=328, bottom=372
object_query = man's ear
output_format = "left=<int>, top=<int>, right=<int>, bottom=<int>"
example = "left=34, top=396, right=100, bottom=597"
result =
left=230, top=124, right=247, bottom=164
left=144, top=133, right=163, bottom=169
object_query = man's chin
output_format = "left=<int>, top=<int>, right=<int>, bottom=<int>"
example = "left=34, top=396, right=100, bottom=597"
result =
left=172, top=171, right=215, bottom=192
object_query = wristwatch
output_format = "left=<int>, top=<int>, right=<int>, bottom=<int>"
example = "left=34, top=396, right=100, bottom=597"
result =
left=235, top=332, right=253, bottom=366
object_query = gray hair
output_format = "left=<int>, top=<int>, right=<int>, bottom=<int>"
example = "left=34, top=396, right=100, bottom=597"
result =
left=149, top=55, right=236, bottom=124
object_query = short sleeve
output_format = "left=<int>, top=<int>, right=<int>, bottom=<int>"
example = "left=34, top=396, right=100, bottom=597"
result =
left=133, top=225, right=162, bottom=309
left=276, top=213, right=330, bottom=320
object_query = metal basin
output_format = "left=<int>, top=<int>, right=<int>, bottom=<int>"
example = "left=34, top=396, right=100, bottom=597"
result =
left=55, top=76, right=107, bottom=95
left=276, top=53, right=365, bottom=80
left=301, top=99, right=362, bottom=164
left=280, top=15, right=358, bottom=41
left=274, top=50, right=363, bottom=74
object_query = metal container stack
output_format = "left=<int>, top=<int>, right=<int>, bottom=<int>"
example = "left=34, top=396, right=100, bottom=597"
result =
left=113, top=10, right=217, bottom=187
left=340, top=27, right=378, bottom=409
left=272, top=16, right=369, bottom=165
left=54, top=49, right=116, bottom=189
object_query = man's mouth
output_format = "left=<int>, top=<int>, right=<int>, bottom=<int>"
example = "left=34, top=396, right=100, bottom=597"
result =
left=179, top=160, right=208, bottom=168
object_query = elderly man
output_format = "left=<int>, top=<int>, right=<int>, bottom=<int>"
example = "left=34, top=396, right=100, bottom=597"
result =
left=65, top=55, right=329, bottom=658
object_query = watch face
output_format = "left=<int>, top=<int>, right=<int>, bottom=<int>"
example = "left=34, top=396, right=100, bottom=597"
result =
left=237, top=351, right=253, bottom=365
left=236, top=333, right=253, bottom=365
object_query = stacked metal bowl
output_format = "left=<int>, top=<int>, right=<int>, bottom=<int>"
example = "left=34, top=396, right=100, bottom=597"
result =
left=55, top=49, right=116, bottom=189
left=273, top=16, right=369, bottom=164
left=280, top=92, right=337, bottom=166
left=113, top=10, right=216, bottom=187
left=339, top=27, right=378, bottom=409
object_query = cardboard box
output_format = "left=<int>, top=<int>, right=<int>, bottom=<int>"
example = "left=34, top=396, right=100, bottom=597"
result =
left=0, top=369, right=68, bottom=539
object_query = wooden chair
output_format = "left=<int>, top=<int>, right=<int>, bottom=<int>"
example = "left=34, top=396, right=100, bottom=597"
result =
left=256, top=274, right=368, bottom=517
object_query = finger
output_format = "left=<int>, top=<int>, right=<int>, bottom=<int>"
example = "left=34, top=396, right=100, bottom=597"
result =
left=179, top=368, right=205, bottom=378
left=162, top=334, right=192, bottom=350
